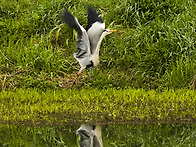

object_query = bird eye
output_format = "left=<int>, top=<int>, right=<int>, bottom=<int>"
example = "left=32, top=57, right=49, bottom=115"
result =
left=103, top=29, right=107, bottom=32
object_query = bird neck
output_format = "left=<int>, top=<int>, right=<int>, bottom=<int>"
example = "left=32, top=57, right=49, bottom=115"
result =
left=94, top=33, right=105, bottom=56
left=91, top=34, right=106, bottom=67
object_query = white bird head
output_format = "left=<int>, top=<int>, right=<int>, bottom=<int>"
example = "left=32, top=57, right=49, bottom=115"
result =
left=102, top=29, right=117, bottom=36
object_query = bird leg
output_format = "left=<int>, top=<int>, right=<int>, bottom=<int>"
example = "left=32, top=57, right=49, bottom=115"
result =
left=90, top=68, right=93, bottom=78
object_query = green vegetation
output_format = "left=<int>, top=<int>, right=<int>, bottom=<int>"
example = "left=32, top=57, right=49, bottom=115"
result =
left=1, top=124, right=196, bottom=146
left=1, top=1, right=196, bottom=146
left=1, top=0, right=196, bottom=90
left=0, top=124, right=79, bottom=147
left=0, top=88, right=196, bottom=125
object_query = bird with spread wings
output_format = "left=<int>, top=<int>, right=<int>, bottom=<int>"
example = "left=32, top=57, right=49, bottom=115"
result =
left=61, top=7, right=117, bottom=75
left=61, top=7, right=116, bottom=147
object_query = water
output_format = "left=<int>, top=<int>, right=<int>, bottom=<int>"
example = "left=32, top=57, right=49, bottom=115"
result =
left=0, top=124, right=196, bottom=146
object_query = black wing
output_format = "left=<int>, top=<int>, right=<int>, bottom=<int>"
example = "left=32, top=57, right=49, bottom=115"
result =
left=86, top=7, right=104, bottom=31
left=61, top=8, right=91, bottom=58
left=61, top=8, right=91, bottom=72
left=61, top=8, right=82, bottom=36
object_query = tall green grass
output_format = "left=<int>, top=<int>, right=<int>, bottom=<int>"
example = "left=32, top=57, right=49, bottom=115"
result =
left=1, top=0, right=196, bottom=89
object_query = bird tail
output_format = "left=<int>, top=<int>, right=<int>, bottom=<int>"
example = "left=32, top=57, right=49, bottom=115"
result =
left=61, top=8, right=82, bottom=35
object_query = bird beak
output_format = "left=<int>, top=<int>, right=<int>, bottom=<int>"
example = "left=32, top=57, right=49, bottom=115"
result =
left=108, top=30, right=117, bottom=33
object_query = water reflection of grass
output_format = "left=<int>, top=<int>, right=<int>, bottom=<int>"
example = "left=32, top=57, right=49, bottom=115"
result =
left=0, top=124, right=79, bottom=147
left=104, top=124, right=196, bottom=146
left=0, top=124, right=195, bottom=146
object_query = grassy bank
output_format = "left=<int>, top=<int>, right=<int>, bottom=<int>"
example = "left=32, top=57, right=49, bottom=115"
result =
left=1, top=1, right=196, bottom=146
left=1, top=0, right=196, bottom=90
left=0, top=88, right=196, bottom=126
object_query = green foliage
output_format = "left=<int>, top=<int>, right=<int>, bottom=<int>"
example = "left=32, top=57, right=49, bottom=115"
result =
left=0, top=88, right=196, bottom=125
left=1, top=1, right=196, bottom=145
left=166, top=58, right=196, bottom=87
left=1, top=0, right=196, bottom=89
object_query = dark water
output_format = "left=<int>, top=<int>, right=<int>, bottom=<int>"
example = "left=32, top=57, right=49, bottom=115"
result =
left=0, top=124, right=196, bottom=147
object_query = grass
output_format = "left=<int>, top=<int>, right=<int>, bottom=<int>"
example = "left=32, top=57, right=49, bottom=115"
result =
left=1, top=1, right=196, bottom=146
left=0, top=88, right=196, bottom=126
left=1, top=0, right=196, bottom=90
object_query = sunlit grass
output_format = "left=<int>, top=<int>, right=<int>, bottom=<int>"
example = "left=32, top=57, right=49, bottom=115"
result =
left=0, top=88, right=196, bottom=125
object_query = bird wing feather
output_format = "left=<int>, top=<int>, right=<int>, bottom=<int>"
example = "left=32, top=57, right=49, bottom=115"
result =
left=61, top=8, right=91, bottom=71
left=86, top=7, right=104, bottom=31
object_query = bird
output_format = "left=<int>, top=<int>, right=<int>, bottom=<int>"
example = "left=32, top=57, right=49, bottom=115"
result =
left=76, top=124, right=103, bottom=147
left=61, top=7, right=116, bottom=146
left=61, top=7, right=117, bottom=75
